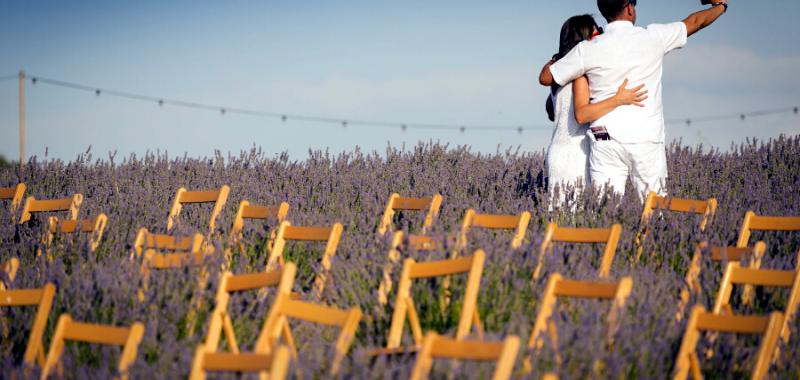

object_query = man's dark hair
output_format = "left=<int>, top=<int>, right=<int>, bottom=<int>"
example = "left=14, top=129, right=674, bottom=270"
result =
left=597, top=0, right=629, bottom=22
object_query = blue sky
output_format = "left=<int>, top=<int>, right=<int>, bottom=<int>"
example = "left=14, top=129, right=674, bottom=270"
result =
left=0, top=0, right=798, bottom=161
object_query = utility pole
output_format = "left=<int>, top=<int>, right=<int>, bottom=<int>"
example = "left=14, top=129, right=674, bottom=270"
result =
left=19, top=70, right=25, bottom=169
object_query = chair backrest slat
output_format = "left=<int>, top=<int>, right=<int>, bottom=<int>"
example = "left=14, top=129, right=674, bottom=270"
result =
left=553, top=280, right=619, bottom=299
left=392, top=197, right=435, bottom=211
left=409, top=256, right=474, bottom=278
left=410, top=333, right=520, bottom=380
left=189, top=346, right=290, bottom=380
left=283, top=226, right=334, bottom=241
left=61, top=321, right=132, bottom=345
left=729, top=268, right=795, bottom=287
left=224, top=271, right=284, bottom=292
left=551, top=227, right=612, bottom=243
left=19, top=194, right=83, bottom=224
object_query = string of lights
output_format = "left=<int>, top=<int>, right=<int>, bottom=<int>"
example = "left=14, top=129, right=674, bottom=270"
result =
left=4, top=72, right=798, bottom=133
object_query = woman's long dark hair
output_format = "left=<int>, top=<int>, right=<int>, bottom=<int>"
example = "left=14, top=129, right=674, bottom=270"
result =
left=548, top=14, right=600, bottom=105
left=554, top=14, right=600, bottom=62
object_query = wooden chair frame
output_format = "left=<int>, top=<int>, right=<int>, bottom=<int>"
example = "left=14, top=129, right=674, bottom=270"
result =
left=376, top=250, right=486, bottom=354
left=46, top=213, right=108, bottom=252
left=714, top=263, right=800, bottom=343
left=132, top=228, right=206, bottom=270
left=0, top=257, right=20, bottom=290
left=678, top=242, right=766, bottom=320
left=737, top=211, right=800, bottom=248
left=378, top=193, right=443, bottom=236
left=230, top=200, right=289, bottom=248
left=0, top=282, right=55, bottom=366
left=0, top=182, right=26, bottom=213
left=533, top=223, right=622, bottom=280
left=410, top=332, right=520, bottom=380
left=672, top=305, right=783, bottom=380
left=637, top=192, right=717, bottom=260
left=131, top=228, right=207, bottom=301
left=267, top=221, right=343, bottom=298
left=19, top=194, right=83, bottom=225
left=203, top=263, right=296, bottom=353
left=528, top=274, right=633, bottom=363
left=378, top=231, right=442, bottom=305
left=457, top=209, right=531, bottom=251
left=189, top=345, right=290, bottom=380
left=167, top=185, right=230, bottom=235
left=255, top=289, right=362, bottom=376
left=40, top=314, right=145, bottom=380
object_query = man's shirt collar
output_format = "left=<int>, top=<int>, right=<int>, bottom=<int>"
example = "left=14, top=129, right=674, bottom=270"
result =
left=605, top=20, right=634, bottom=32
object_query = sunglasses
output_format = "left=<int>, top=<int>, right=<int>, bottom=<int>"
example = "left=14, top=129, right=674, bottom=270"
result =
left=628, top=0, right=637, bottom=6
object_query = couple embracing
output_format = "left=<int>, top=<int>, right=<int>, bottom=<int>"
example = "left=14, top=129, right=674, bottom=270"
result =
left=541, top=0, right=728, bottom=206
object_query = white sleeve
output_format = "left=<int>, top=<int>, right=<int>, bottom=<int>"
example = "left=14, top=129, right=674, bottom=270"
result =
left=648, top=22, right=688, bottom=54
left=549, top=43, right=585, bottom=87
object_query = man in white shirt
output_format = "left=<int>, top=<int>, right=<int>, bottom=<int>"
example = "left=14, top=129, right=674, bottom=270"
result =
left=539, top=0, right=729, bottom=202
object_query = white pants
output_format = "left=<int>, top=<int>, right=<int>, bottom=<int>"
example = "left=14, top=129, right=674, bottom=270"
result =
left=589, top=137, right=667, bottom=202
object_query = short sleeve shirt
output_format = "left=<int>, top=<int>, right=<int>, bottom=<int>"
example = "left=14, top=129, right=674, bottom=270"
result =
left=549, top=21, right=687, bottom=144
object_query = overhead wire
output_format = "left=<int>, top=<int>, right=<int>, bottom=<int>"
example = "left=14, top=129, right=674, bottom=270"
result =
left=7, top=73, right=798, bottom=133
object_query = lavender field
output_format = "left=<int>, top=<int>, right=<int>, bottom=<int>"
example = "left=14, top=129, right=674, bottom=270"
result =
left=1, top=136, right=799, bottom=379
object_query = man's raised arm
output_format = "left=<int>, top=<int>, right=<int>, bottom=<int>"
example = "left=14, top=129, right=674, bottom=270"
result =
left=683, top=0, right=728, bottom=37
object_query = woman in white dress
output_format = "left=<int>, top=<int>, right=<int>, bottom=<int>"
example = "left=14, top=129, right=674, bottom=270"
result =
left=541, top=15, right=647, bottom=206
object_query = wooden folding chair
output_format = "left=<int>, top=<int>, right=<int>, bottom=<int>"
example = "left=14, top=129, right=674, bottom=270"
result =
left=46, top=214, right=108, bottom=252
left=678, top=242, right=767, bottom=320
left=378, top=231, right=442, bottom=305
left=230, top=200, right=289, bottom=249
left=457, top=209, right=531, bottom=251
left=714, top=263, right=799, bottom=343
left=533, top=223, right=622, bottom=280
left=410, top=332, right=520, bottom=380
left=0, top=282, right=55, bottom=366
left=372, top=250, right=486, bottom=355
left=189, top=345, right=290, bottom=380
left=378, top=193, right=443, bottom=235
left=40, top=314, right=145, bottom=380
left=0, top=257, right=19, bottom=290
left=672, top=305, right=783, bottom=380
left=0, top=182, right=25, bottom=213
left=527, top=274, right=633, bottom=367
left=131, top=228, right=207, bottom=300
left=267, top=221, right=343, bottom=298
left=167, top=185, right=230, bottom=235
left=203, top=263, right=296, bottom=353
left=132, top=228, right=206, bottom=269
left=19, top=194, right=83, bottom=225
left=254, top=288, right=362, bottom=376
left=636, top=192, right=717, bottom=260
left=737, top=211, right=800, bottom=257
